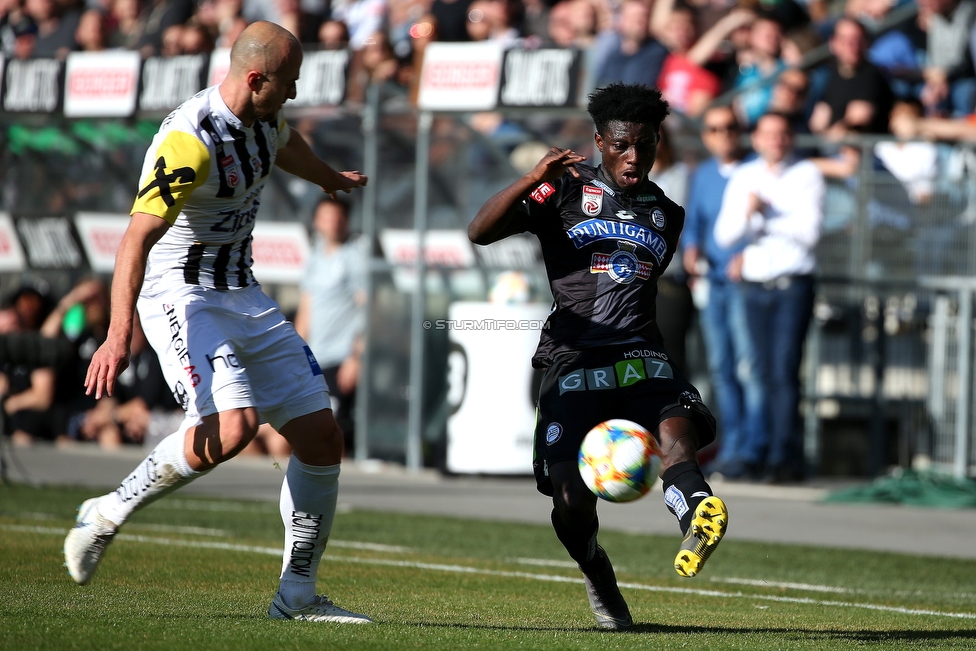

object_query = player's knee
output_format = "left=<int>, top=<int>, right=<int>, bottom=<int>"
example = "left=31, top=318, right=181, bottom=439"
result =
left=190, top=409, right=260, bottom=468
left=553, top=480, right=595, bottom=520
left=657, top=417, right=699, bottom=468
left=280, top=409, right=344, bottom=465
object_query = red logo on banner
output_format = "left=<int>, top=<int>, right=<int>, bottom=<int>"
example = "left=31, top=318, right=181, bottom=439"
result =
left=90, top=228, right=125, bottom=255
left=251, top=238, right=303, bottom=266
left=69, top=69, right=135, bottom=97
left=424, top=61, right=498, bottom=89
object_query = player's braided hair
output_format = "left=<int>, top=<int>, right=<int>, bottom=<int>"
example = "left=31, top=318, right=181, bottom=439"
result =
left=586, top=83, right=670, bottom=136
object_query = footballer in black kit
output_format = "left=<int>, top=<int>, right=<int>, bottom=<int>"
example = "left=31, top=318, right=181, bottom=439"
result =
left=469, top=83, right=729, bottom=631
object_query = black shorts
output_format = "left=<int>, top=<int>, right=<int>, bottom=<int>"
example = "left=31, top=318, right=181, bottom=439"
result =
left=532, top=343, right=716, bottom=496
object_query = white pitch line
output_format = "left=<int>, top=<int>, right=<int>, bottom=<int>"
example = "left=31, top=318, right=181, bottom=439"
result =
left=150, top=499, right=278, bottom=513
left=122, top=524, right=230, bottom=537
left=1, top=524, right=411, bottom=554
left=329, top=540, right=414, bottom=553
left=511, top=557, right=579, bottom=568
left=7, top=523, right=974, bottom=621
left=713, top=577, right=853, bottom=594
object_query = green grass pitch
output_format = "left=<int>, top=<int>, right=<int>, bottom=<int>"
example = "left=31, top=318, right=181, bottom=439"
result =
left=1, top=483, right=974, bottom=650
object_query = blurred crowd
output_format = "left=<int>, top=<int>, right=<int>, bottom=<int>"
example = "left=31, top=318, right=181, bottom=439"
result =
left=0, top=0, right=975, bottom=129
left=0, top=276, right=288, bottom=457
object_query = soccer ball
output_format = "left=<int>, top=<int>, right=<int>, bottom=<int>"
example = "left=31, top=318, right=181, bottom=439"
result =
left=578, top=419, right=661, bottom=503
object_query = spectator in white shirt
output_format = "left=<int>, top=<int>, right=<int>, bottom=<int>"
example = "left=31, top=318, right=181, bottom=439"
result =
left=714, top=111, right=825, bottom=484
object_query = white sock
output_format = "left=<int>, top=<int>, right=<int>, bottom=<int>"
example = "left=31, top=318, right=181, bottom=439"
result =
left=97, top=431, right=204, bottom=527
left=277, top=456, right=340, bottom=609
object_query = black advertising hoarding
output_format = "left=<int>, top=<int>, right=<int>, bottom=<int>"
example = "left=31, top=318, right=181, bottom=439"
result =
left=497, top=48, right=582, bottom=109
left=291, top=49, right=349, bottom=108
left=138, top=54, right=208, bottom=112
left=3, top=57, right=63, bottom=113
left=15, top=216, right=85, bottom=270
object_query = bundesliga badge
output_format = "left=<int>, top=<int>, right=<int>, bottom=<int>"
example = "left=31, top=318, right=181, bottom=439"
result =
left=581, top=185, right=604, bottom=216
left=221, top=155, right=240, bottom=187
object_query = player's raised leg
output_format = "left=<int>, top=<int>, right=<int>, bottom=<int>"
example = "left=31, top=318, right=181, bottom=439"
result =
left=657, top=416, right=729, bottom=578
left=64, top=409, right=257, bottom=585
left=268, top=408, right=372, bottom=623
left=549, top=460, right=632, bottom=630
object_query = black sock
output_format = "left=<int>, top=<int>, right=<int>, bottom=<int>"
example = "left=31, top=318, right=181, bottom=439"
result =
left=661, top=461, right=713, bottom=535
left=551, top=510, right=599, bottom=566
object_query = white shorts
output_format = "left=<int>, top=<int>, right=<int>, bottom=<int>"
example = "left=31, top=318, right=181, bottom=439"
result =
left=138, top=284, right=330, bottom=431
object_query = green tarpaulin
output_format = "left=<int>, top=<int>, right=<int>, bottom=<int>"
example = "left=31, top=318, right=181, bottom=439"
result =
left=824, top=469, right=976, bottom=508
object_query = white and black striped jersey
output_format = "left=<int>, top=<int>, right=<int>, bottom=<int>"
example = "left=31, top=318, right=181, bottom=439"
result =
left=132, top=85, right=291, bottom=292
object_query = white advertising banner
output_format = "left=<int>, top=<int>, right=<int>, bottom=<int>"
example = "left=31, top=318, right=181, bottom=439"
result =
left=445, top=301, right=549, bottom=474
left=0, top=212, right=27, bottom=273
left=417, top=42, right=503, bottom=111
left=250, top=221, right=310, bottom=285
left=378, top=229, right=475, bottom=268
left=75, top=212, right=129, bottom=273
left=64, top=51, right=141, bottom=118
left=207, top=48, right=231, bottom=87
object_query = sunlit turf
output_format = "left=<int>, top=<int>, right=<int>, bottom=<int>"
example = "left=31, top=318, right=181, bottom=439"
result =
left=1, top=484, right=974, bottom=650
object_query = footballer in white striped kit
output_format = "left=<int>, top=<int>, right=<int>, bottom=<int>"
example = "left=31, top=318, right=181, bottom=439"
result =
left=64, top=20, right=373, bottom=624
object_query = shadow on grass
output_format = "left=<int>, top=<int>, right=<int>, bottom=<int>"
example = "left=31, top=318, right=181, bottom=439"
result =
left=406, top=621, right=976, bottom=642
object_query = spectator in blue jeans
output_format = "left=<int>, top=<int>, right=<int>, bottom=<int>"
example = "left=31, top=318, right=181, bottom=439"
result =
left=714, top=112, right=824, bottom=483
left=683, top=105, right=766, bottom=481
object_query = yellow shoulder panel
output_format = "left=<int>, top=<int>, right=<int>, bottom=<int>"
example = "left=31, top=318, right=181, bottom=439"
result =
left=278, top=115, right=291, bottom=148
left=131, top=131, right=211, bottom=224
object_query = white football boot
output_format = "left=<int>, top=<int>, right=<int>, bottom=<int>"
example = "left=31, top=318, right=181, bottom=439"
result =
left=268, top=593, right=374, bottom=623
left=63, top=497, right=118, bottom=585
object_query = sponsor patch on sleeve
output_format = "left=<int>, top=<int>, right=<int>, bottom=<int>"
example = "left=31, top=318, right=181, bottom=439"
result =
left=529, top=182, right=555, bottom=204
left=303, top=345, right=323, bottom=376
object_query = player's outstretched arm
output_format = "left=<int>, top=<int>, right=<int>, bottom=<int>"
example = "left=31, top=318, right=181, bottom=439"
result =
left=86, top=212, right=170, bottom=400
left=468, top=147, right=585, bottom=246
left=275, top=128, right=367, bottom=198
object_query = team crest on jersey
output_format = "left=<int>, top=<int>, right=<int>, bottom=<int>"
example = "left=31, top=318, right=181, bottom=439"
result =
left=590, top=242, right=653, bottom=284
left=581, top=185, right=604, bottom=216
left=221, top=154, right=240, bottom=187
left=651, top=208, right=667, bottom=230
left=546, top=422, right=563, bottom=445
left=250, top=154, right=262, bottom=177
left=530, top=182, right=555, bottom=204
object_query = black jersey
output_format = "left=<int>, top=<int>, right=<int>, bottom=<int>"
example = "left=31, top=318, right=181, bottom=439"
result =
left=511, top=164, right=685, bottom=369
